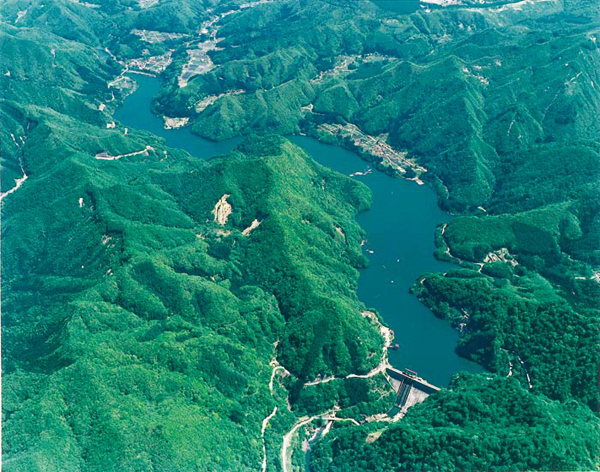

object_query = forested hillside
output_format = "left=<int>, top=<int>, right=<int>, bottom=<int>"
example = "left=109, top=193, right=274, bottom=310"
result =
left=1, top=0, right=598, bottom=471
left=153, top=0, right=600, bottom=406
left=312, top=373, right=599, bottom=472
left=1, top=3, right=385, bottom=468
left=1, top=37, right=385, bottom=467
left=155, top=0, right=600, bottom=206
left=3, top=130, right=382, bottom=470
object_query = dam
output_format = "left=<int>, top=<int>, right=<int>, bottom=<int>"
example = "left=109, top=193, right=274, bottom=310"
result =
left=386, top=367, right=440, bottom=414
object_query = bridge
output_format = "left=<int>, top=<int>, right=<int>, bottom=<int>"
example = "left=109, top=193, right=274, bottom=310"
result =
left=386, top=367, right=440, bottom=414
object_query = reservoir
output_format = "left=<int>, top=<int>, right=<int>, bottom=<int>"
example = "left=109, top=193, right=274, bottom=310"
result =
left=114, top=75, right=241, bottom=157
left=115, top=74, right=483, bottom=386
left=370, top=0, right=422, bottom=15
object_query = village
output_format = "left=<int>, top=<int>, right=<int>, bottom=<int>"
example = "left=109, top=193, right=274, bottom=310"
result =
left=318, top=122, right=427, bottom=181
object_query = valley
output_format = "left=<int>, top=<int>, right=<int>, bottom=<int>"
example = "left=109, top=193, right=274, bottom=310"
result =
left=1, top=0, right=598, bottom=471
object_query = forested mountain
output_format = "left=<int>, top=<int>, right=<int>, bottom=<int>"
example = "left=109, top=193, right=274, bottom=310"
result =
left=1, top=0, right=598, bottom=471
left=157, top=0, right=599, bottom=411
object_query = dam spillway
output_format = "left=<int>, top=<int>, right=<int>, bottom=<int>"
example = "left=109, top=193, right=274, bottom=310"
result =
left=386, top=368, right=440, bottom=414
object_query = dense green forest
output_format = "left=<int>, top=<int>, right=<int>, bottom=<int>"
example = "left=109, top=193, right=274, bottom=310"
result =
left=2, top=130, right=382, bottom=470
left=311, top=373, right=600, bottom=472
left=1, top=0, right=599, bottom=471
left=155, top=0, right=600, bottom=410
left=1, top=3, right=385, bottom=468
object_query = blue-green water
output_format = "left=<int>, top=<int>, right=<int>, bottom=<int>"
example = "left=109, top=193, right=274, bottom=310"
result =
left=370, top=0, right=422, bottom=14
left=114, top=75, right=241, bottom=158
left=115, top=74, right=483, bottom=386
left=291, top=137, right=484, bottom=386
